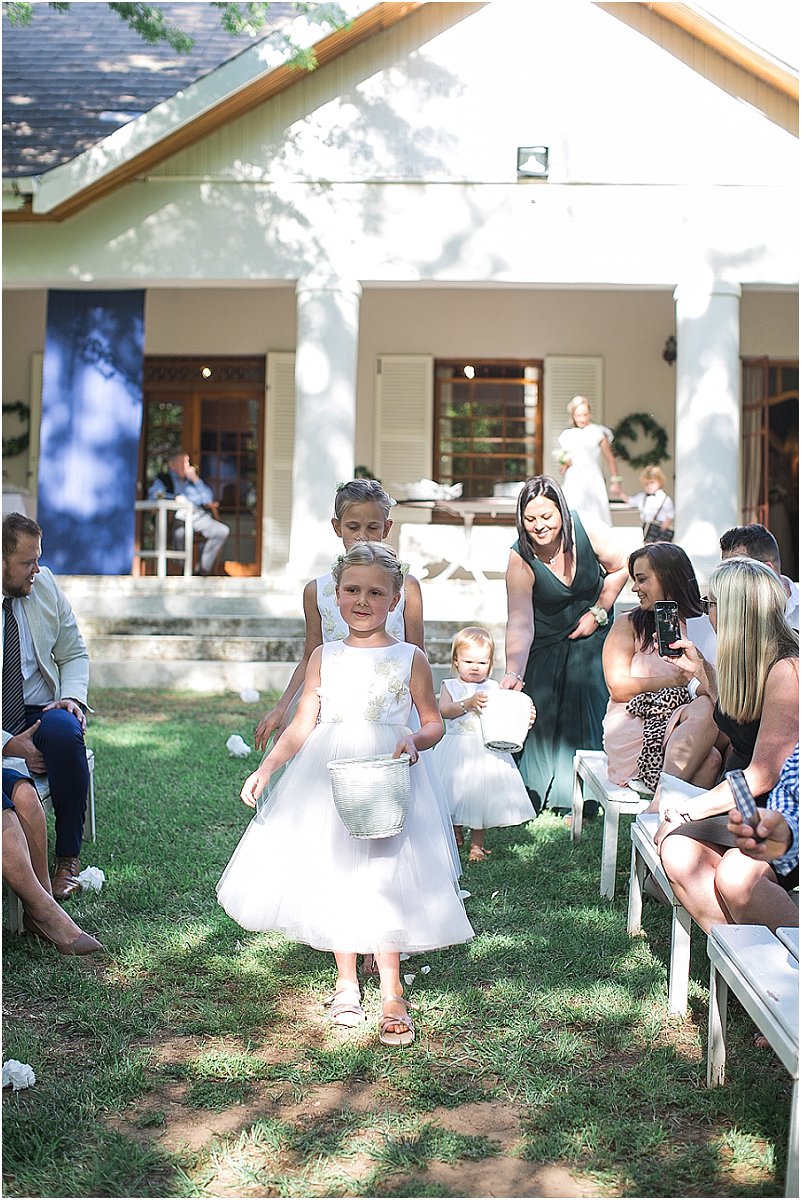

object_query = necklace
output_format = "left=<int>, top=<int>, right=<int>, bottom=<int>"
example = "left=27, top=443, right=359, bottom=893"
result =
left=536, top=545, right=562, bottom=566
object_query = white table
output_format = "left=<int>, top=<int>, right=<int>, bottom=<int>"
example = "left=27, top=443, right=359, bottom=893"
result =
left=395, top=497, right=517, bottom=583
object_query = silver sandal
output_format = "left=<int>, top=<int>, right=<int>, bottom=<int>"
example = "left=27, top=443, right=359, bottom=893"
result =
left=325, top=985, right=367, bottom=1028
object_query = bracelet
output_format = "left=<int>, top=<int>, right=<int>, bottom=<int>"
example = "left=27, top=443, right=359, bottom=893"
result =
left=502, top=671, right=524, bottom=683
left=588, top=604, right=609, bottom=627
left=610, top=474, right=623, bottom=484
left=459, top=699, right=468, bottom=715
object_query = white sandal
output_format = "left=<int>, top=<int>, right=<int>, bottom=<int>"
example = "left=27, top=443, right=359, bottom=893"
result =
left=325, top=985, right=367, bottom=1028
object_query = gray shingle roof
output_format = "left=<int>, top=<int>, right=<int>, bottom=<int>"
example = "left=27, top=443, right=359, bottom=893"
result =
left=2, top=2, right=297, bottom=177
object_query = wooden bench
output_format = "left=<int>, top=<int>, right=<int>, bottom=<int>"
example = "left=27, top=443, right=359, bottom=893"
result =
left=627, top=811, right=694, bottom=1015
left=3, top=748, right=96, bottom=934
left=707, top=923, right=799, bottom=1197
left=571, top=750, right=651, bottom=899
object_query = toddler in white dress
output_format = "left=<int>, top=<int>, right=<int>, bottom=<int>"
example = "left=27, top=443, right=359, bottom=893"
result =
left=432, top=627, right=537, bottom=861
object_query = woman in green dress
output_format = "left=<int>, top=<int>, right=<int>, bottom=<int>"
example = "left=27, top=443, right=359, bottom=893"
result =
left=501, top=476, right=628, bottom=813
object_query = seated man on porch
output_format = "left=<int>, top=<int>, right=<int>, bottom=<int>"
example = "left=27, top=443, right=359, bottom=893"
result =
left=148, top=449, right=230, bottom=576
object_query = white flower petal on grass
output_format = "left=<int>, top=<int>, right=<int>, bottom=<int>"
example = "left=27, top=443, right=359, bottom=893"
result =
left=421, top=965, right=431, bottom=975
left=239, top=688, right=260, bottom=703
left=459, top=889, right=471, bottom=899
left=226, top=734, right=251, bottom=758
left=400, top=952, right=411, bottom=961
left=2, top=1060, right=35, bottom=1091
left=491, top=890, right=499, bottom=899
left=403, top=973, right=416, bottom=985
left=76, top=866, right=105, bottom=891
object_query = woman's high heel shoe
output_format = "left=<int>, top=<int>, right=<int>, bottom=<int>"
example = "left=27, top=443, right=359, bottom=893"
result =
left=22, top=913, right=105, bottom=956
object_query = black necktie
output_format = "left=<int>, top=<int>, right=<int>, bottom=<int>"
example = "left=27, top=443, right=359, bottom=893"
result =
left=2, top=597, right=27, bottom=736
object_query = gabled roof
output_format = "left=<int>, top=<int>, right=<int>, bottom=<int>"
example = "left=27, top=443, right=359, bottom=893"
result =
left=2, top=2, right=295, bottom=177
left=3, top=0, right=422, bottom=220
left=3, top=1, right=796, bottom=222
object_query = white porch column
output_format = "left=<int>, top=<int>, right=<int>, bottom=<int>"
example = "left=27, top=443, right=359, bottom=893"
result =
left=288, top=273, right=362, bottom=578
left=673, top=278, right=741, bottom=588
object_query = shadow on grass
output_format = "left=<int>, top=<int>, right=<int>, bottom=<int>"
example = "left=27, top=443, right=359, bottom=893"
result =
left=1, top=692, right=791, bottom=1197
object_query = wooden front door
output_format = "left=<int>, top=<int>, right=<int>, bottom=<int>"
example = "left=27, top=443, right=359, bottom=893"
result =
left=137, top=357, right=265, bottom=576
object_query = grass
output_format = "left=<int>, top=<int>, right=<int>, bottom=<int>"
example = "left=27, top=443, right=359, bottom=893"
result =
left=1, top=688, right=794, bottom=1197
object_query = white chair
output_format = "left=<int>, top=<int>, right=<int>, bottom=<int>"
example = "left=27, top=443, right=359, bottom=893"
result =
left=571, top=749, right=650, bottom=899
left=707, top=924, right=798, bottom=1198
left=627, top=812, right=693, bottom=1015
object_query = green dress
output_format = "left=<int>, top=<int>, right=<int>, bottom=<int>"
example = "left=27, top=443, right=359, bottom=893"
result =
left=512, top=513, right=611, bottom=811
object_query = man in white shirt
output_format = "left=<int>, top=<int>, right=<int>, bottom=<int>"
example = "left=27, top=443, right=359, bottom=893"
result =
left=687, top=523, right=799, bottom=665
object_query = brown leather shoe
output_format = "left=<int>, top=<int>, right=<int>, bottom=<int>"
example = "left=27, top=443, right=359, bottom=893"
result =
left=23, top=913, right=104, bottom=956
left=51, top=857, right=82, bottom=901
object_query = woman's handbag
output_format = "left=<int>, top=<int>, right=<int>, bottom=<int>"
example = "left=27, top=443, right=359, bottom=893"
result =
left=643, top=497, right=674, bottom=543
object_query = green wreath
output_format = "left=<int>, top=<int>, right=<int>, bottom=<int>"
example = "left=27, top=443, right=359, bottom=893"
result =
left=611, top=411, right=669, bottom=470
left=2, top=401, right=30, bottom=460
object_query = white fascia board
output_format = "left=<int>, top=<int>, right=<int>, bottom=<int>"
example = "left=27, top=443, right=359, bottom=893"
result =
left=30, top=1, right=370, bottom=215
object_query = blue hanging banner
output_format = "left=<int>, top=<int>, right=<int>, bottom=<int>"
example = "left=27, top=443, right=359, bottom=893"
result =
left=38, top=290, right=145, bottom=574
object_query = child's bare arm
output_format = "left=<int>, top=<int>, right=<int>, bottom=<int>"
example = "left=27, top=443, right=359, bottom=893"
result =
left=397, top=649, right=444, bottom=762
left=438, top=682, right=486, bottom=720
left=400, top=574, right=426, bottom=653
left=254, top=580, right=323, bottom=749
left=241, top=647, right=323, bottom=806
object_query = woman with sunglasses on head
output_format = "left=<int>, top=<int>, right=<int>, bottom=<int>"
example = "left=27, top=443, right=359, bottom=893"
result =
left=602, top=542, right=721, bottom=799
left=657, top=556, right=799, bottom=933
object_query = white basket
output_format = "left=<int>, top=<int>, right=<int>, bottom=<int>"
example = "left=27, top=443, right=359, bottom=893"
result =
left=327, top=753, right=411, bottom=839
left=479, top=689, right=531, bottom=753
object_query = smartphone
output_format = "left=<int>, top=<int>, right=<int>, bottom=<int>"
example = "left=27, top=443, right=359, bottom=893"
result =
left=654, top=601, right=681, bottom=657
left=727, top=769, right=763, bottom=838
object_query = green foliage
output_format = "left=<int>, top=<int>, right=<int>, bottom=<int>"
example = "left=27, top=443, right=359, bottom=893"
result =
left=612, top=411, right=670, bottom=468
left=3, top=1, right=350, bottom=64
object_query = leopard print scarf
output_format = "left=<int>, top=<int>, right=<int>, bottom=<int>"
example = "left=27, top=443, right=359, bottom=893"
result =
left=625, top=686, right=692, bottom=791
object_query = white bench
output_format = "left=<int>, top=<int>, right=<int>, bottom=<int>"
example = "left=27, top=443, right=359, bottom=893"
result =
left=627, top=811, right=694, bottom=1015
left=4, top=747, right=96, bottom=934
left=571, top=749, right=651, bottom=899
left=707, top=923, right=799, bottom=1198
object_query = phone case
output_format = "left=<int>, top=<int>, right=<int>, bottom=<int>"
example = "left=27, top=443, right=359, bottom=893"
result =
left=727, top=769, right=762, bottom=835
left=654, top=602, right=681, bottom=657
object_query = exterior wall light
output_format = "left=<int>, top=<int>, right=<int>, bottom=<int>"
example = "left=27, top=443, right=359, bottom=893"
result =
left=517, top=146, right=549, bottom=178
left=662, top=336, right=677, bottom=365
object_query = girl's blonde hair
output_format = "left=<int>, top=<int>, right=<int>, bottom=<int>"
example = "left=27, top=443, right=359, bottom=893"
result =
left=333, top=479, right=394, bottom=521
left=566, top=395, right=591, bottom=423
left=712, top=556, right=798, bottom=722
left=450, top=626, right=495, bottom=672
left=640, top=465, right=665, bottom=488
left=332, top=541, right=404, bottom=596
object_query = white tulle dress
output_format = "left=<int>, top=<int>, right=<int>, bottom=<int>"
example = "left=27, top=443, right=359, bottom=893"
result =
left=431, top=679, right=537, bottom=830
left=217, top=641, right=474, bottom=954
left=557, top=422, right=614, bottom=525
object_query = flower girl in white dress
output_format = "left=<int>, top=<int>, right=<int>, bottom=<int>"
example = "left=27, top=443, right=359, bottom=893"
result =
left=432, top=627, right=537, bottom=861
left=217, top=543, right=473, bottom=1047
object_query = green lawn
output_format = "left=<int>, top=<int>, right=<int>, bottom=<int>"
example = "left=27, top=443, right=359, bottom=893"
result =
left=2, top=689, right=793, bottom=1198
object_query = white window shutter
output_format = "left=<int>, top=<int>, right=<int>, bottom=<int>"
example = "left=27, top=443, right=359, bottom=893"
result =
left=264, top=351, right=296, bottom=571
left=374, top=355, right=433, bottom=489
left=543, top=356, right=604, bottom=468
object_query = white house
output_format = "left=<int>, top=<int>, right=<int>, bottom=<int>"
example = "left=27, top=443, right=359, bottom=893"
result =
left=3, top=0, right=798, bottom=588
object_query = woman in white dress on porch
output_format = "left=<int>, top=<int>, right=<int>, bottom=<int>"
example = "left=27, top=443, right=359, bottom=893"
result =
left=556, top=396, right=623, bottom=525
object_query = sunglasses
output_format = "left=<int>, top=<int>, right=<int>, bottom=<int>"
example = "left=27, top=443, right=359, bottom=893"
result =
left=700, top=596, right=717, bottom=615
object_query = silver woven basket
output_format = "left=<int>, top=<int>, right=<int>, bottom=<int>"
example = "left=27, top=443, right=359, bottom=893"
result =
left=327, top=753, right=411, bottom=839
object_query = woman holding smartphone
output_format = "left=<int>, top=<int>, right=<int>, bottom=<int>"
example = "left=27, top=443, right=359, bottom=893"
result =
left=602, top=543, right=720, bottom=795
left=656, top=557, right=798, bottom=932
